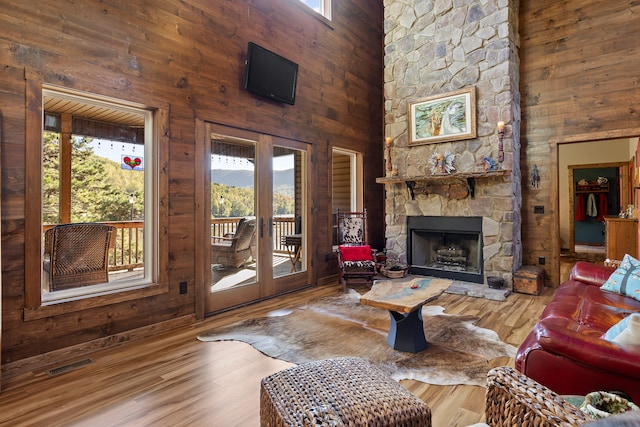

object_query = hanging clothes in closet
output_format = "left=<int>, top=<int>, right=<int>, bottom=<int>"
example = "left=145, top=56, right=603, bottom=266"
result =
left=597, top=193, right=608, bottom=221
left=586, top=193, right=598, bottom=218
left=576, top=193, right=586, bottom=221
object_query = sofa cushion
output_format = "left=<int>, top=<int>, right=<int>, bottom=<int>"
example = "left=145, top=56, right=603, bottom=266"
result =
left=539, top=279, right=640, bottom=334
left=601, top=254, right=640, bottom=301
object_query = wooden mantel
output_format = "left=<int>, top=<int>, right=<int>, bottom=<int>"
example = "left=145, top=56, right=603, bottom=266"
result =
left=376, top=169, right=510, bottom=199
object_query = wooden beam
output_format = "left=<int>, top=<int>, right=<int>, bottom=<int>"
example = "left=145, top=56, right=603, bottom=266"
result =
left=59, top=113, right=72, bottom=224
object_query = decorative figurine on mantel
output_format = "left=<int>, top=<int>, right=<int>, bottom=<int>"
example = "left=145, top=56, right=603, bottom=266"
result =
left=429, top=151, right=455, bottom=174
left=479, top=156, right=498, bottom=171
left=385, top=137, right=393, bottom=177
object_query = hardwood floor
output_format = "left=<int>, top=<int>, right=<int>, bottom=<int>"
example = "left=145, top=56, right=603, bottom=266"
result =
left=0, top=281, right=556, bottom=427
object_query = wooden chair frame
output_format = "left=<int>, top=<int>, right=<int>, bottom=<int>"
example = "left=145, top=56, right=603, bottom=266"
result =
left=336, top=209, right=376, bottom=291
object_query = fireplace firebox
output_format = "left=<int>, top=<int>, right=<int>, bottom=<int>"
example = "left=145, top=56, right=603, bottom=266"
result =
left=407, top=216, right=483, bottom=283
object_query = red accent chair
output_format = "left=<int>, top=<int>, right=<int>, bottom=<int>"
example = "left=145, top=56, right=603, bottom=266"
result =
left=336, top=210, right=376, bottom=291
left=515, top=261, right=640, bottom=402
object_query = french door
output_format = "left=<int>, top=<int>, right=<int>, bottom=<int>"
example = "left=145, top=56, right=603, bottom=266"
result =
left=202, top=123, right=310, bottom=315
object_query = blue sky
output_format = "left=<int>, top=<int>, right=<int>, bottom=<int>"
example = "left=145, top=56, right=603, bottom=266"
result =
left=301, top=0, right=321, bottom=11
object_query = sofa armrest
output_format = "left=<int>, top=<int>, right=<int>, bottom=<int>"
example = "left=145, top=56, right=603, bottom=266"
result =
left=486, top=366, right=589, bottom=427
left=569, top=261, right=616, bottom=287
left=536, top=319, right=640, bottom=379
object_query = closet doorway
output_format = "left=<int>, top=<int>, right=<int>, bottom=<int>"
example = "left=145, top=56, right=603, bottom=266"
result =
left=568, top=162, right=630, bottom=253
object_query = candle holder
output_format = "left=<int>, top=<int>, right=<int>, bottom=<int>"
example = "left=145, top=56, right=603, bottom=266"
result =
left=385, top=137, right=393, bottom=176
left=497, top=121, right=505, bottom=164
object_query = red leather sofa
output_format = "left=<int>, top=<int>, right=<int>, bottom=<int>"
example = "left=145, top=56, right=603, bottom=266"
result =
left=515, top=261, right=640, bottom=402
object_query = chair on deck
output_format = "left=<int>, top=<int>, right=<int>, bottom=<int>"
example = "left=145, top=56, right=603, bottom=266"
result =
left=43, top=223, right=117, bottom=291
left=336, top=209, right=376, bottom=291
left=211, top=218, right=257, bottom=268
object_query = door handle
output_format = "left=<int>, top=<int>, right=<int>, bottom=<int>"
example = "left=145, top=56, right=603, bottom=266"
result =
left=269, top=217, right=273, bottom=237
left=260, top=217, right=265, bottom=238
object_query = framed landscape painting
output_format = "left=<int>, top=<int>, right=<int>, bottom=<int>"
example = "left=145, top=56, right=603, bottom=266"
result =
left=408, top=87, right=476, bottom=145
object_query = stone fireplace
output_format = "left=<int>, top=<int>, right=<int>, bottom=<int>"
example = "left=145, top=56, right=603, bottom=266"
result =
left=408, top=216, right=483, bottom=283
left=383, top=175, right=521, bottom=287
left=382, top=1, right=522, bottom=287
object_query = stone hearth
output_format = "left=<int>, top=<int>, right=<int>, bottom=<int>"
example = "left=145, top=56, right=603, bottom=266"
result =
left=446, top=280, right=511, bottom=302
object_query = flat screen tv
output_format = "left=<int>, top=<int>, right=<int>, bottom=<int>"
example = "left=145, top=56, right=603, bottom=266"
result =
left=243, top=42, right=298, bottom=105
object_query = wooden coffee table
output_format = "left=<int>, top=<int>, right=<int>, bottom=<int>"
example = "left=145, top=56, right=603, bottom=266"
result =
left=360, top=277, right=451, bottom=353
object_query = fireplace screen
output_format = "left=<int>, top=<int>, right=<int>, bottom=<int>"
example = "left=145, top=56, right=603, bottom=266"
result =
left=407, top=216, right=483, bottom=283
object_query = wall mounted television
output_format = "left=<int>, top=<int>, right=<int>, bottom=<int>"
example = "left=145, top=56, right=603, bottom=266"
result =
left=243, top=42, right=298, bottom=105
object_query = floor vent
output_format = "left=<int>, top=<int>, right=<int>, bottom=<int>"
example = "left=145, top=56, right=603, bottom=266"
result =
left=46, top=358, right=94, bottom=377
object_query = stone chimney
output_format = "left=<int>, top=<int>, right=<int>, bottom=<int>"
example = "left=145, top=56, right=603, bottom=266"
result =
left=382, top=0, right=522, bottom=286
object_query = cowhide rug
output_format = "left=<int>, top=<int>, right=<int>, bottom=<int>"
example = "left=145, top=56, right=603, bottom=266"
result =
left=198, top=289, right=516, bottom=387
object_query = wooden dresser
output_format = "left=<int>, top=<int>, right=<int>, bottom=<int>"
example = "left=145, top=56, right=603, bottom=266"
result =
left=604, top=216, right=638, bottom=261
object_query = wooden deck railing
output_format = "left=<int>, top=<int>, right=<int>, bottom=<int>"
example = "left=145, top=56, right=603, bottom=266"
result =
left=211, top=216, right=297, bottom=254
left=44, top=216, right=297, bottom=273
left=44, top=221, right=144, bottom=272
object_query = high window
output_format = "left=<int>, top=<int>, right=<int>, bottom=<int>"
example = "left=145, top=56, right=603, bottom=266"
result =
left=331, top=148, right=363, bottom=246
left=299, top=0, right=331, bottom=20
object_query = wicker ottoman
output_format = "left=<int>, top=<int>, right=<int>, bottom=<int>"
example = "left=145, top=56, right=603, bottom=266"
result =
left=260, top=357, right=431, bottom=427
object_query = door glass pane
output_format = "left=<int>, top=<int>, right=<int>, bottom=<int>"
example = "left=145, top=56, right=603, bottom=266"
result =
left=273, top=146, right=305, bottom=278
left=210, top=136, right=257, bottom=292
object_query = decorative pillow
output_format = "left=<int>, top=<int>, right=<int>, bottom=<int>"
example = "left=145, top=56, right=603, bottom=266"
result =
left=339, top=245, right=372, bottom=261
left=600, top=254, right=640, bottom=301
left=603, top=314, right=633, bottom=341
left=603, top=313, right=640, bottom=346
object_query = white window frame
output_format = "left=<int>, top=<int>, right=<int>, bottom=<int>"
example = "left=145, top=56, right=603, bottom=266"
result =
left=40, top=88, right=158, bottom=305
left=332, top=148, right=363, bottom=212
left=299, top=0, right=332, bottom=20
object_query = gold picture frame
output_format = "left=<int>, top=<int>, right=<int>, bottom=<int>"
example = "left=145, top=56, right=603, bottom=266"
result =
left=408, top=87, right=477, bottom=145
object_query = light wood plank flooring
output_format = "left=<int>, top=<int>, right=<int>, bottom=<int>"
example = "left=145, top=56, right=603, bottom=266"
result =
left=0, top=281, right=556, bottom=427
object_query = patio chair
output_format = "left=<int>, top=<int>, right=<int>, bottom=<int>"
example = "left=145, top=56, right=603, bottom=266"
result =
left=336, top=209, right=376, bottom=291
left=486, top=366, right=591, bottom=426
left=43, top=223, right=117, bottom=291
left=211, top=218, right=256, bottom=268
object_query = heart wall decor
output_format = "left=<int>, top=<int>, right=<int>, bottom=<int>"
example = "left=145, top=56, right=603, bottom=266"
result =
left=121, top=155, right=143, bottom=170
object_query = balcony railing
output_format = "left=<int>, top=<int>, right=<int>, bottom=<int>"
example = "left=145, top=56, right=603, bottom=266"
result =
left=211, top=216, right=297, bottom=254
left=44, top=216, right=297, bottom=273
left=44, top=221, right=144, bottom=272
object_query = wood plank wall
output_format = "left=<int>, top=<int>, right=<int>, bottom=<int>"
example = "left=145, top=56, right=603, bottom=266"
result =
left=0, top=0, right=383, bottom=364
left=519, top=0, right=640, bottom=286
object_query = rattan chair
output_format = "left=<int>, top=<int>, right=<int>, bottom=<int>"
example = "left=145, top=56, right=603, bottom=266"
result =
left=211, top=217, right=256, bottom=268
left=486, top=366, right=591, bottom=426
left=336, top=209, right=376, bottom=291
left=43, top=223, right=116, bottom=291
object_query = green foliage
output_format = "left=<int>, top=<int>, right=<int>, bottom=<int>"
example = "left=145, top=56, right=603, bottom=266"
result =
left=42, top=133, right=144, bottom=224
left=211, top=183, right=255, bottom=217
left=273, top=191, right=294, bottom=215
left=210, top=183, right=294, bottom=217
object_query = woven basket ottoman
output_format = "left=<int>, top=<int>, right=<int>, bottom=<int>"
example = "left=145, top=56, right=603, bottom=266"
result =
left=260, top=357, right=431, bottom=426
